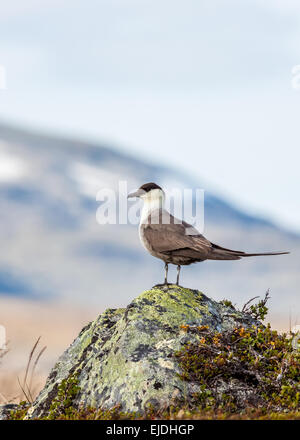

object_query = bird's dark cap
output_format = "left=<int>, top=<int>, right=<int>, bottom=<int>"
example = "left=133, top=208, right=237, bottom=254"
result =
left=139, top=182, right=163, bottom=193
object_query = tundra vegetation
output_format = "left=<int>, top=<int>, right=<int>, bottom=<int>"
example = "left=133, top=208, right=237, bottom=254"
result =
left=3, top=289, right=300, bottom=420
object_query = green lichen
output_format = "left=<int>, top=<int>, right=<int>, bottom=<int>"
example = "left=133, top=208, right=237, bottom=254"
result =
left=133, top=285, right=209, bottom=327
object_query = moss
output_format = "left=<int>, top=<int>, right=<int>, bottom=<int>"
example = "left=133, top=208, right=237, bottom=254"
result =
left=9, top=375, right=81, bottom=420
left=46, top=373, right=81, bottom=420
left=9, top=403, right=300, bottom=420
left=9, top=401, right=30, bottom=420
left=220, top=299, right=235, bottom=309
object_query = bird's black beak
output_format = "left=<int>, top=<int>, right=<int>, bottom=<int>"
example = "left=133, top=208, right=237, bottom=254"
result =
left=127, top=189, right=144, bottom=199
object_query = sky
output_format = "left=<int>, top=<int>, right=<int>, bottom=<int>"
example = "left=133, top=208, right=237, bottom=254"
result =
left=0, top=0, right=300, bottom=232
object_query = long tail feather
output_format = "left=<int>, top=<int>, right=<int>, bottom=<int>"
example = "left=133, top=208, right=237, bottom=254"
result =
left=209, top=243, right=289, bottom=260
left=242, top=251, right=290, bottom=257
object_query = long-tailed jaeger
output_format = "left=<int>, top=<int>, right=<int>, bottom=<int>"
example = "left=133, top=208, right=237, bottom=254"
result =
left=128, top=182, right=289, bottom=286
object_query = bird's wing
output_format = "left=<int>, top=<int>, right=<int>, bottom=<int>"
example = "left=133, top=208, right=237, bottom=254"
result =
left=143, top=210, right=212, bottom=258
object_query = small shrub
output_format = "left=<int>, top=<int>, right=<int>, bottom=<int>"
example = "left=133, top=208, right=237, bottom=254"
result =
left=9, top=401, right=30, bottom=420
left=47, top=373, right=81, bottom=420
left=175, top=322, right=300, bottom=412
left=242, top=290, right=270, bottom=321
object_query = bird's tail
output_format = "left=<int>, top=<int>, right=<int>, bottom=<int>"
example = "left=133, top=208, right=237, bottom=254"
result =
left=208, top=243, right=290, bottom=260
left=241, top=251, right=290, bottom=257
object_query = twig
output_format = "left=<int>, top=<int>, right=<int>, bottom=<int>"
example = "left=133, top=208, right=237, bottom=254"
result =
left=25, top=382, right=34, bottom=404
left=28, top=345, right=47, bottom=393
left=17, top=337, right=46, bottom=404
left=17, top=376, right=31, bottom=403
left=242, top=296, right=259, bottom=313
left=262, top=289, right=271, bottom=305
left=23, top=336, right=41, bottom=392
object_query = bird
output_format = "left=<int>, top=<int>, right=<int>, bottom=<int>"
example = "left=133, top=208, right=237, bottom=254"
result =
left=127, top=182, right=289, bottom=286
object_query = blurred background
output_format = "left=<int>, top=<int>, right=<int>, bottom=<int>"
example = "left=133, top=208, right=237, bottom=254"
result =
left=0, top=0, right=299, bottom=402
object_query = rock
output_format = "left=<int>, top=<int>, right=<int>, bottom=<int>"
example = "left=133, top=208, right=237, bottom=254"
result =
left=26, top=285, right=258, bottom=418
left=0, top=404, right=19, bottom=420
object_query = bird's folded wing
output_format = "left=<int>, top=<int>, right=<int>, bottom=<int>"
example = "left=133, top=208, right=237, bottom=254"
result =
left=143, top=217, right=212, bottom=257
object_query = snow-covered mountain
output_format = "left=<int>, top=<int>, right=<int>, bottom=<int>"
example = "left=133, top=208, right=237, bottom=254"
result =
left=0, top=122, right=299, bottom=327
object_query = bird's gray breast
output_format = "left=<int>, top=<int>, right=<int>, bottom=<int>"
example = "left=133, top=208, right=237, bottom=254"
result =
left=139, top=223, right=155, bottom=254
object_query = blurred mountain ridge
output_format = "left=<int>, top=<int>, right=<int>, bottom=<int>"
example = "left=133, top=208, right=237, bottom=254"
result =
left=0, top=121, right=298, bottom=327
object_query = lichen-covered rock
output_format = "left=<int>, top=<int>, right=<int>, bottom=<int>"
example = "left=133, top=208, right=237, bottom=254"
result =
left=26, top=285, right=258, bottom=418
left=0, top=404, right=18, bottom=420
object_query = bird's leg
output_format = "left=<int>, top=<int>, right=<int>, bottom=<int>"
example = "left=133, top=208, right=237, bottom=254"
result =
left=176, top=265, right=181, bottom=286
left=153, top=263, right=170, bottom=288
left=164, top=263, right=169, bottom=285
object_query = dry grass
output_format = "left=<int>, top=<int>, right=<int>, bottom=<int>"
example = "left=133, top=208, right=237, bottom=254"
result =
left=0, top=297, right=97, bottom=403
left=16, top=336, right=47, bottom=403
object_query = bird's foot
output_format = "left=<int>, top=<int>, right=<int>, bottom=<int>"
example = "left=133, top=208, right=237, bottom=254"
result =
left=152, top=282, right=172, bottom=289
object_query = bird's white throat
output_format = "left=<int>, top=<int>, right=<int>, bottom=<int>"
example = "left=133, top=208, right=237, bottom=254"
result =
left=140, top=190, right=165, bottom=225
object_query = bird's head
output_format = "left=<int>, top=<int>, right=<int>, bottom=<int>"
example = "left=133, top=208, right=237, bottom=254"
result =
left=128, top=182, right=165, bottom=205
